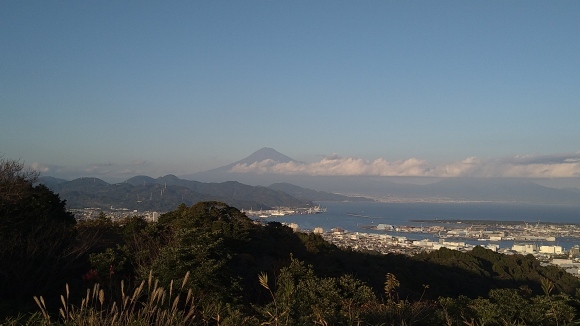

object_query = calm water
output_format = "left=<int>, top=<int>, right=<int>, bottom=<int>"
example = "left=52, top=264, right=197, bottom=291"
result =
left=266, top=201, right=580, bottom=250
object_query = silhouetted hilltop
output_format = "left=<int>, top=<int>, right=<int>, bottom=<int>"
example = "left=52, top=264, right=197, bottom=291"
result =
left=124, top=175, right=156, bottom=185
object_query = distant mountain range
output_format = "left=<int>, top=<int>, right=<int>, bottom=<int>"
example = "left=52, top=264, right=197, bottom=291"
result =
left=38, top=173, right=368, bottom=211
left=42, top=148, right=580, bottom=207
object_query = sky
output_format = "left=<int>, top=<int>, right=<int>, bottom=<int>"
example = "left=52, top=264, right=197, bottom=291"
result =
left=2, top=1, right=580, bottom=185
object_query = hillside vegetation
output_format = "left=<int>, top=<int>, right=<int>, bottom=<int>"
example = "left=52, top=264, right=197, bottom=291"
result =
left=41, top=175, right=314, bottom=211
left=3, top=158, right=580, bottom=325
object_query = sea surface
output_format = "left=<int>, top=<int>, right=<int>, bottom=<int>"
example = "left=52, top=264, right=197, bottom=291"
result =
left=266, top=201, right=580, bottom=250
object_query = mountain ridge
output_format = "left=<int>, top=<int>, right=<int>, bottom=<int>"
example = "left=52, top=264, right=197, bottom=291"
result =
left=40, top=148, right=580, bottom=205
left=38, top=173, right=371, bottom=212
left=41, top=176, right=313, bottom=211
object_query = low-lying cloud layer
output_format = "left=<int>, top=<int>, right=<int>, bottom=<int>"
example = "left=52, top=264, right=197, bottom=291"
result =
left=29, top=153, right=580, bottom=182
left=230, top=153, right=580, bottom=178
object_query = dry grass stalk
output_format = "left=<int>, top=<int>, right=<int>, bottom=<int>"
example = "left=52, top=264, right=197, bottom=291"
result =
left=29, top=272, right=200, bottom=325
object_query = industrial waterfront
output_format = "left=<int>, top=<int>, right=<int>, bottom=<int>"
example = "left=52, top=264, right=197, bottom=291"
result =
left=264, top=201, right=580, bottom=255
left=260, top=201, right=580, bottom=276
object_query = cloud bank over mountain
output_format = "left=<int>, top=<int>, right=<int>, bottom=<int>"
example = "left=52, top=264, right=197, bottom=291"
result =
left=229, top=153, right=580, bottom=178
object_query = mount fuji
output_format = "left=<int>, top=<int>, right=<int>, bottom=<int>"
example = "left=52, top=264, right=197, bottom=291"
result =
left=181, top=148, right=580, bottom=204
left=181, top=147, right=300, bottom=185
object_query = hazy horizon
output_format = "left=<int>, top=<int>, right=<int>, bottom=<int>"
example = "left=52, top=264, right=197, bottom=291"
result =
left=2, top=2, right=579, bottom=187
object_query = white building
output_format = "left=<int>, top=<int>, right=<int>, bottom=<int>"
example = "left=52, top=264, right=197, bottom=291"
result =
left=287, top=223, right=299, bottom=232
left=376, top=224, right=394, bottom=231
left=144, top=211, right=159, bottom=222
left=413, top=239, right=436, bottom=248
left=512, top=243, right=538, bottom=254
left=486, top=244, right=500, bottom=252
left=539, top=245, right=563, bottom=255
left=440, top=241, right=466, bottom=250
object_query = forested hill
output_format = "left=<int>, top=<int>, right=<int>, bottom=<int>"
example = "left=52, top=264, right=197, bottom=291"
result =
left=41, top=175, right=312, bottom=211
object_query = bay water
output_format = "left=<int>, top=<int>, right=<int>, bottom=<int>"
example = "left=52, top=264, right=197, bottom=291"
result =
left=266, top=201, right=580, bottom=250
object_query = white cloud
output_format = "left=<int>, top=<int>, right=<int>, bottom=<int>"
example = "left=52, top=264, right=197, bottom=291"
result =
left=430, top=157, right=482, bottom=177
left=230, top=156, right=430, bottom=176
left=28, top=153, right=580, bottom=182
left=30, top=162, right=50, bottom=173
left=229, top=153, right=580, bottom=178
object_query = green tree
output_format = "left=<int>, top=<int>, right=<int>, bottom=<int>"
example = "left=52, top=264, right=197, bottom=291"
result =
left=0, top=158, right=77, bottom=317
left=147, top=202, right=254, bottom=305
left=258, top=256, right=376, bottom=325
left=0, top=157, right=38, bottom=207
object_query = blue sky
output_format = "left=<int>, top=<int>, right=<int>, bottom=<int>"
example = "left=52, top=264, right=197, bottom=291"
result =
left=2, top=1, right=580, bottom=183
